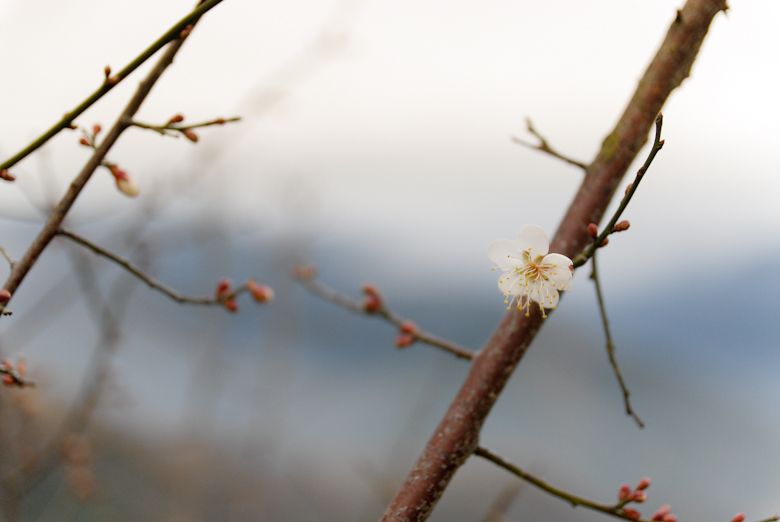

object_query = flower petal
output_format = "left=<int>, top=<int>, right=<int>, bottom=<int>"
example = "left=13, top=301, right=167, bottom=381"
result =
left=516, top=225, right=549, bottom=257
left=498, top=272, right=521, bottom=294
left=542, top=253, right=573, bottom=291
left=487, top=239, right=523, bottom=269
left=531, top=278, right=560, bottom=309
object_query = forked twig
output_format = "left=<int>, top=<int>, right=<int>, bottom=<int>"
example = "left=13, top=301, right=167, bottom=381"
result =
left=511, top=118, right=587, bottom=170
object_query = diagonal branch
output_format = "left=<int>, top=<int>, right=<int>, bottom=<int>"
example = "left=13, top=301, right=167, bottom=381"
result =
left=379, top=2, right=728, bottom=521
left=0, top=0, right=225, bottom=176
left=590, top=251, right=643, bottom=427
left=1, top=6, right=213, bottom=307
left=295, top=273, right=475, bottom=361
left=57, top=229, right=245, bottom=305
left=511, top=118, right=587, bottom=170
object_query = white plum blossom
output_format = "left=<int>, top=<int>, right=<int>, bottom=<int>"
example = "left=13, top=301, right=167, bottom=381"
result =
left=487, top=225, right=573, bottom=318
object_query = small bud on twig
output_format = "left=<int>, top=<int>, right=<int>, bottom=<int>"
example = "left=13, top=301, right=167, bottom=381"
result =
left=613, top=220, right=631, bottom=233
left=223, top=298, right=238, bottom=312
left=79, top=138, right=91, bottom=147
left=599, top=237, right=609, bottom=248
left=622, top=508, right=641, bottom=521
left=0, top=170, right=15, bottom=182
left=183, top=130, right=199, bottom=142
left=395, top=333, right=415, bottom=348
left=104, top=66, right=111, bottom=79
left=168, top=114, right=185, bottom=125
left=631, top=491, right=647, bottom=503
left=180, top=24, right=193, bottom=38
left=215, top=278, right=232, bottom=299
left=247, top=280, right=274, bottom=303
left=587, top=223, right=599, bottom=238
left=0, top=289, right=12, bottom=303
left=625, top=183, right=633, bottom=195
left=618, top=484, right=631, bottom=501
left=92, top=124, right=102, bottom=135
left=652, top=505, right=671, bottom=521
left=362, top=283, right=383, bottom=313
left=400, top=321, right=418, bottom=335
left=732, top=514, right=746, bottom=522
left=636, top=477, right=651, bottom=490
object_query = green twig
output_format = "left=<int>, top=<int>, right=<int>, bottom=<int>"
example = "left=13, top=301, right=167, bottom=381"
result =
left=0, top=0, right=225, bottom=174
left=591, top=251, right=643, bottom=427
left=572, top=114, right=665, bottom=268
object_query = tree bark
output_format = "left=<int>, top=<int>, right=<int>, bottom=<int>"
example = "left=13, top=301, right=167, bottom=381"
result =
left=379, top=1, right=728, bottom=521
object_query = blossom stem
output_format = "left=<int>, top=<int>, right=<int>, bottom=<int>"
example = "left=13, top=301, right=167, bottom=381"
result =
left=572, top=114, right=665, bottom=269
left=590, top=251, right=643, bottom=428
left=131, top=116, right=241, bottom=136
left=295, top=274, right=475, bottom=360
left=511, top=118, right=588, bottom=170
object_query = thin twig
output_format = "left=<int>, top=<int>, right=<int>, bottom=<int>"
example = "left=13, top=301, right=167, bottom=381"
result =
left=0, top=0, right=225, bottom=176
left=0, top=245, right=13, bottom=268
left=572, top=114, right=665, bottom=269
left=511, top=118, right=587, bottom=170
left=57, top=229, right=245, bottom=306
left=295, top=274, right=475, bottom=361
left=131, top=116, right=241, bottom=137
left=590, top=251, right=643, bottom=428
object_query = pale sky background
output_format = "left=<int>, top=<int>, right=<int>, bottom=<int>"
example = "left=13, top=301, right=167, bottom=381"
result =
left=1, top=1, right=780, bottom=521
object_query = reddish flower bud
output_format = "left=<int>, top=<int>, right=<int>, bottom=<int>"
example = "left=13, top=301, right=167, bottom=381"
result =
left=652, top=505, right=671, bottom=521
left=623, top=508, right=641, bottom=521
left=79, top=138, right=91, bottom=146
left=363, top=294, right=381, bottom=313
left=214, top=118, right=226, bottom=124
left=223, top=298, right=238, bottom=312
left=587, top=223, right=599, bottom=238
left=92, top=124, right=102, bottom=135
left=168, top=114, right=184, bottom=125
left=113, top=170, right=140, bottom=197
left=618, top=484, right=632, bottom=501
left=180, top=24, right=193, bottom=38
left=625, top=183, right=633, bottom=195
left=631, top=491, right=647, bottom=503
left=0, top=289, right=11, bottom=302
left=399, top=321, right=418, bottom=335
left=104, top=65, right=111, bottom=78
left=183, top=130, right=199, bottom=142
left=2, top=374, right=14, bottom=386
left=599, top=237, right=609, bottom=248
left=246, top=280, right=274, bottom=303
left=215, top=278, right=232, bottom=298
left=613, top=220, right=631, bottom=233
left=0, top=170, right=14, bottom=182
left=67, top=122, right=78, bottom=130
left=662, top=514, right=678, bottom=522
left=636, top=477, right=650, bottom=490
left=395, top=333, right=415, bottom=348
left=107, top=76, right=119, bottom=85
left=732, top=514, right=746, bottom=522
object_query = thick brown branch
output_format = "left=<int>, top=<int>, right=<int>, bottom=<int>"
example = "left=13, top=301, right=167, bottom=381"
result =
left=295, top=274, right=475, bottom=361
left=379, top=2, right=727, bottom=520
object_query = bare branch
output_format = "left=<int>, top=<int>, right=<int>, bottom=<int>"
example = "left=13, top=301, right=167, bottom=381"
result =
left=2, top=12, right=204, bottom=306
left=0, top=0, right=226, bottom=176
left=57, top=229, right=245, bottom=306
left=590, top=251, right=643, bottom=427
left=131, top=116, right=241, bottom=139
left=511, top=118, right=587, bottom=170
left=294, top=271, right=475, bottom=361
